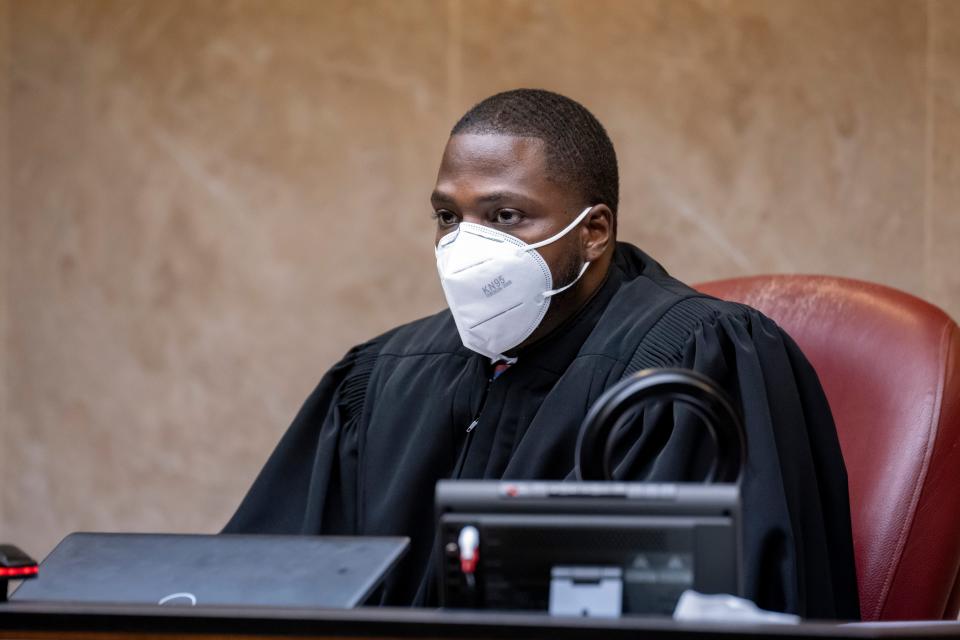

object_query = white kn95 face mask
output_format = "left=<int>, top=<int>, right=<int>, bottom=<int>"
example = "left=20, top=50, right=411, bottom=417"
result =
left=435, top=206, right=593, bottom=362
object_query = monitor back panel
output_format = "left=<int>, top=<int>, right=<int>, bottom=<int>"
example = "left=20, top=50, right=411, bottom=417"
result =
left=435, top=481, right=741, bottom=614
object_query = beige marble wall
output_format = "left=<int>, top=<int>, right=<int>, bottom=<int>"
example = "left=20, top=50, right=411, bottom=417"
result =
left=2, top=0, right=958, bottom=559
left=931, top=0, right=960, bottom=311
left=1, top=0, right=10, bottom=540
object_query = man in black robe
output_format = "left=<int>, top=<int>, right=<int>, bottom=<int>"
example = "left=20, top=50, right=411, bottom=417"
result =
left=225, top=89, right=860, bottom=619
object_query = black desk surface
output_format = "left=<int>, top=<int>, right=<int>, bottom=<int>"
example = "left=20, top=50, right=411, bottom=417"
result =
left=2, top=602, right=960, bottom=639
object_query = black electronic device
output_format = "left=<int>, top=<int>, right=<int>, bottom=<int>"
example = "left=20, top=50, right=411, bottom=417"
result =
left=436, top=480, right=741, bottom=616
left=436, top=368, right=746, bottom=617
left=0, top=544, right=39, bottom=603
left=10, top=533, right=408, bottom=609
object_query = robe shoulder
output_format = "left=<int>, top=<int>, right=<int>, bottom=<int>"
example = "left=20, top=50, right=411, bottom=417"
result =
left=580, top=254, right=766, bottom=370
left=222, top=309, right=462, bottom=535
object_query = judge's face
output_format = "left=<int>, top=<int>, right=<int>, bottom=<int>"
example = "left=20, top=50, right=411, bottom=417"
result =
left=431, top=134, right=591, bottom=287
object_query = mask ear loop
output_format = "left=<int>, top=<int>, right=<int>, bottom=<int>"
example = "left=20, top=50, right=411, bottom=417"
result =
left=542, top=262, right=590, bottom=298
left=530, top=206, right=595, bottom=299
left=526, top=206, right=595, bottom=251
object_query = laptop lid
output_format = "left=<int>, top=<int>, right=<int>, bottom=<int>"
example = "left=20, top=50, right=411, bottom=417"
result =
left=11, top=532, right=408, bottom=609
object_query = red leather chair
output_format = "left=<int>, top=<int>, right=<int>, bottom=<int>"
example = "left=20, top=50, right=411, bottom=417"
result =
left=695, top=275, right=960, bottom=620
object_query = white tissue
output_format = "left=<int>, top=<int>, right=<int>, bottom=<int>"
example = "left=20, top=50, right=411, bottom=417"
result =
left=672, top=590, right=801, bottom=624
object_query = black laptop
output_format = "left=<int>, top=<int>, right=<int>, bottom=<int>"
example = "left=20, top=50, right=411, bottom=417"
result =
left=11, top=532, right=408, bottom=609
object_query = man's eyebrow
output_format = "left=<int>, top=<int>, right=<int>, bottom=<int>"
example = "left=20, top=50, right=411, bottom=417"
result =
left=430, top=190, right=456, bottom=204
left=430, top=191, right=527, bottom=205
left=476, top=192, right=518, bottom=204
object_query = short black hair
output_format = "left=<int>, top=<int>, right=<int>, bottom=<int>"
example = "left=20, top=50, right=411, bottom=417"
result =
left=451, top=89, right=619, bottom=218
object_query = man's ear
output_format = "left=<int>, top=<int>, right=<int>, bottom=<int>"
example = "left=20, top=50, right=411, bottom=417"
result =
left=582, top=204, right=614, bottom=262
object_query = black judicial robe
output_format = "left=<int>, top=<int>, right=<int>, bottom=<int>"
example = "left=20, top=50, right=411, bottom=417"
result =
left=225, top=242, right=861, bottom=620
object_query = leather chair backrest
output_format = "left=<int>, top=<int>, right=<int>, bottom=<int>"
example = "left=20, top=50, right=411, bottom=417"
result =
left=695, top=275, right=960, bottom=620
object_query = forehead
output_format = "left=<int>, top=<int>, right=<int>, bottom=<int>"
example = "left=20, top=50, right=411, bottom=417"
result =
left=433, top=134, right=560, bottom=203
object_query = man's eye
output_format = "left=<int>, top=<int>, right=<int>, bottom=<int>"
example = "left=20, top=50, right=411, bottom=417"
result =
left=495, top=209, right=522, bottom=224
left=433, top=210, right=458, bottom=226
